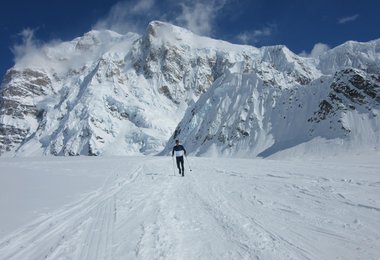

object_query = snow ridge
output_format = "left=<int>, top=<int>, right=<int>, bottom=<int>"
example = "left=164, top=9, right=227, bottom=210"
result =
left=1, top=21, right=379, bottom=157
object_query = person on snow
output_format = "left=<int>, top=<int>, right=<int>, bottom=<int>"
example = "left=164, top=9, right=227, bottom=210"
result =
left=172, top=139, right=187, bottom=176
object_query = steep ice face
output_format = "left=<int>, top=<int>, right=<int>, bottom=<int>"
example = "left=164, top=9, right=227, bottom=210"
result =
left=1, top=21, right=379, bottom=157
left=163, top=66, right=380, bottom=158
left=161, top=70, right=320, bottom=157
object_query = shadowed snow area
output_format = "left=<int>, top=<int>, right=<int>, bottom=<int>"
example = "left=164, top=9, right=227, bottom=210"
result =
left=0, top=156, right=379, bottom=259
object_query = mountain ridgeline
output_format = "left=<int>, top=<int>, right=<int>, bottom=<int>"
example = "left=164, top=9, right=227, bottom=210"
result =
left=1, top=21, right=379, bottom=157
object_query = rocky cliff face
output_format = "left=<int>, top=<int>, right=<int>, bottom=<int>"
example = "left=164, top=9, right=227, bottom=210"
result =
left=1, top=21, right=379, bottom=157
left=0, top=69, right=53, bottom=154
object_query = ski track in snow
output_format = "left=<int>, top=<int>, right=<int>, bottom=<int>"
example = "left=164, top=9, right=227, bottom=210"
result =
left=0, top=157, right=379, bottom=260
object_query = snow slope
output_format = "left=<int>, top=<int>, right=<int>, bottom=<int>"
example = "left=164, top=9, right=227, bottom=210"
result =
left=0, top=156, right=379, bottom=259
left=163, top=64, right=380, bottom=158
left=1, top=21, right=379, bottom=158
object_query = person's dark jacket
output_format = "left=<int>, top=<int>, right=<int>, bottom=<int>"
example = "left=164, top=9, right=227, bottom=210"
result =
left=172, top=145, right=186, bottom=157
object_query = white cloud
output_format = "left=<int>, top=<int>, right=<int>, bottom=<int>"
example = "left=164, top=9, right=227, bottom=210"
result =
left=338, top=14, right=359, bottom=24
left=175, top=0, right=227, bottom=36
left=93, top=0, right=158, bottom=34
left=93, top=0, right=230, bottom=36
left=131, top=0, right=155, bottom=14
left=310, top=43, right=330, bottom=57
left=236, top=25, right=274, bottom=44
left=10, top=28, right=71, bottom=73
left=299, top=42, right=330, bottom=58
left=11, top=28, right=39, bottom=61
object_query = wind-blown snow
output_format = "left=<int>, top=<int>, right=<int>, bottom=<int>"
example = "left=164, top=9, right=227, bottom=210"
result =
left=0, top=156, right=379, bottom=259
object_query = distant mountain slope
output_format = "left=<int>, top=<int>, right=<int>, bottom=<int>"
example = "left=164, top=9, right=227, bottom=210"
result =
left=1, top=21, right=379, bottom=157
left=162, top=41, right=380, bottom=158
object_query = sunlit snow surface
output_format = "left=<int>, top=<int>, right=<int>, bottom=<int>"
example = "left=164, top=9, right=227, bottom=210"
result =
left=2, top=21, right=380, bottom=157
left=0, top=155, right=379, bottom=259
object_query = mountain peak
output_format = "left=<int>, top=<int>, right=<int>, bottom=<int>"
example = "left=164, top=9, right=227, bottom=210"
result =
left=1, top=21, right=379, bottom=157
left=146, top=20, right=194, bottom=37
left=144, top=20, right=199, bottom=47
left=143, top=20, right=257, bottom=53
left=75, top=29, right=126, bottom=51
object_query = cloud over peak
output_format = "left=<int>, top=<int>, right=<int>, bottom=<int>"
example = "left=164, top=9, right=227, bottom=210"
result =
left=236, top=25, right=275, bottom=45
left=175, top=0, right=227, bottom=36
left=11, top=28, right=42, bottom=64
left=299, top=42, right=330, bottom=58
left=93, top=0, right=157, bottom=34
left=92, top=0, right=228, bottom=37
left=338, top=14, right=359, bottom=24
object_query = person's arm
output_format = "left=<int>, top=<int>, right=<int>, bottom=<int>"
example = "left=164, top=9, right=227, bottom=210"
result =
left=183, top=146, right=187, bottom=156
left=172, top=147, right=174, bottom=156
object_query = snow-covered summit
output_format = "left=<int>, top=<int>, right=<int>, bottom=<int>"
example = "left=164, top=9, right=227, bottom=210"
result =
left=318, top=39, right=380, bottom=74
left=145, top=21, right=257, bottom=52
left=1, top=21, right=379, bottom=157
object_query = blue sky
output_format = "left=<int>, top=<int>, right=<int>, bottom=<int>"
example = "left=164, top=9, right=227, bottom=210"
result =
left=1, top=0, right=379, bottom=79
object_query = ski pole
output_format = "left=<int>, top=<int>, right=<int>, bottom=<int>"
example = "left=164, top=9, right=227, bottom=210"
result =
left=172, top=156, right=176, bottom=176
left=185, top=156, right=192, bottom=172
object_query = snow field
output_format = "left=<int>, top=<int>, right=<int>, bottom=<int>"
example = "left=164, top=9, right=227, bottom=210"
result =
left=0, top=156, right=379, bottom=259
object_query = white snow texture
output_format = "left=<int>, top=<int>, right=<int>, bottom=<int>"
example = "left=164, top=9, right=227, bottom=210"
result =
left=1, top=21, right=379, bottom=157
left=0, top=156, right=379, bottom=260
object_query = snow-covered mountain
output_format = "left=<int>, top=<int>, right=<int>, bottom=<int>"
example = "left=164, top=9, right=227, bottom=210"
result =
left=1, top=21, right=379, bottom=157
left=162, top=40, right=380, bottom=158
left=0, top=21, right=232, bottom=156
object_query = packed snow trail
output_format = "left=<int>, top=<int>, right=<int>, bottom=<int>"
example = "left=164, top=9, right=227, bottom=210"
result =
left=0, top=156, right=379, bottom=259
